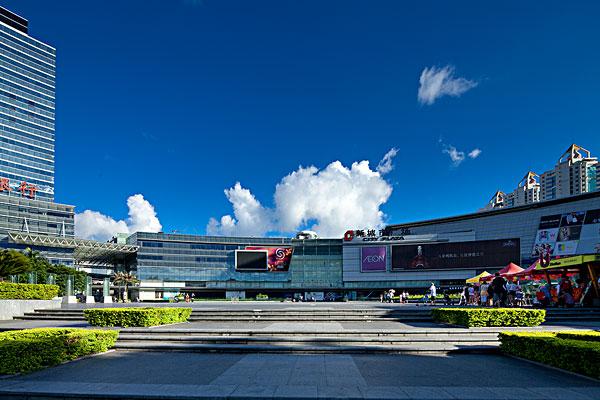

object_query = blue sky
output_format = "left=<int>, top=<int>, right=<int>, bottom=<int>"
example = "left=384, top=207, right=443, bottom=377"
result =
left=5, top=0, right=600, bottom=239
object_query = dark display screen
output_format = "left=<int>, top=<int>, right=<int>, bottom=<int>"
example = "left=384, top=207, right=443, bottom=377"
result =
left=538, top=214, right=562, bottom=229
left=235, top=250, right=268, bottom=271
left=391, top=239, right=520, bottom=270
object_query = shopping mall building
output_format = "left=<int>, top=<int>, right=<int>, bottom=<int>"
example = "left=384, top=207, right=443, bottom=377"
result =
left=128, top=191, right=600, bottom=301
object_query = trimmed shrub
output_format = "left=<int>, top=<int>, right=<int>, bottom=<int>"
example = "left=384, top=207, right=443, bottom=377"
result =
left=499, top=331, right=600, bottom=379
left=84, top=307, right=192, bottom=327
left=0, top=328, right=118, bottom=375
left=555, top=330, right=600, bottom=342
left=0, top=282, right=59, bottom=300
left=432, top=308, right=546, bottom=327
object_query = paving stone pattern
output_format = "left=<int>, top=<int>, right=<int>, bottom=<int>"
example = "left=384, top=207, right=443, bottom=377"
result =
left=0, top=351, right=598, bottom=399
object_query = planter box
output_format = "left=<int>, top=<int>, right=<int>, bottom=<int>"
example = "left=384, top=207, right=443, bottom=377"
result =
left=0, top=299, right=61, bottom=320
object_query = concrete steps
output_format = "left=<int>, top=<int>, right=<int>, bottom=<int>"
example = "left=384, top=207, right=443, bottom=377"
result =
left=113, top=342, right=497, bottom=354
left=114, top=327, right=500, bottom=354
left=14, top=308, right=434, bottom=322
left=544, top=308, right=600, bottom=322
left=14, top=306, right=600, bottom=323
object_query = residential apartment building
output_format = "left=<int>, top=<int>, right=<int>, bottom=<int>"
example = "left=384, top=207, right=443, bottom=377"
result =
left=485, top=144, right=598, bottom=211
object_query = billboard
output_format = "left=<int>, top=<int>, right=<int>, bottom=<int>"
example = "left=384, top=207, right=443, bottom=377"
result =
left=245, top=246, right=293, bottom=272
left=235, top=250, right=268, bottom=271
left=360, top=246, right=387, bottom=272
left=532, top=210, right=600, bottom=259
left=391, top=239, right=520, bottom=270
left=578, top=209, right=600, bottom=254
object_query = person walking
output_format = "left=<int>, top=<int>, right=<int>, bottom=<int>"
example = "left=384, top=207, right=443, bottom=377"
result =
left=479, top=282, right=489, bottom=306
left=468, top=285, right=475, bottom=305
left=458, top=286, right=466, bottom=305
left=491, top=273, right=507, bottom=307
left=429, top=282, right=437, bottom=305
left=507, top=279, right=518, bottom=306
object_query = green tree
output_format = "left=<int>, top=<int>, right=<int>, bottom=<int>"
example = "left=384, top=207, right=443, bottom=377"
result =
left=112, top=272, right=139, bottom=302
left=46, top=264, right=87, bottom=296
left=0, top=249, right=31, bottom=279
left=12, top=250, right=87, bottom=295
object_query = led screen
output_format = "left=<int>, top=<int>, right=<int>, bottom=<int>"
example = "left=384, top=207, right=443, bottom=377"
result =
left=235, top=250, right=268, bottom=271
left=391, top=239, right=520, bottom=270
left=245, top=246, right=293, bottom=272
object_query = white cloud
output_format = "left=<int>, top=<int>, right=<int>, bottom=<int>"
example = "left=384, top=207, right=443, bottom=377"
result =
left=207, top=151, right=396, bottom=238
left=441, top=144, right=482, bottom=167
left=442, top=145, right=466, bottom=166
left=418, top=65, right=478, bottom=105
left=376, top=148, right=398, bottom=174
left=75, top=194, right=162, bottom=241
left=206, top=183, right=273, bottom=237
left=468, top=148, right=482, bottom=159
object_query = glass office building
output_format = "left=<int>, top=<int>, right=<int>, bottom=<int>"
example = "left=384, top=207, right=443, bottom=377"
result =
left=0, top=7, right=55, bottom=202
left=0, top=7, right=75, bottom=265
left=127, top=232, right=343, bottom=300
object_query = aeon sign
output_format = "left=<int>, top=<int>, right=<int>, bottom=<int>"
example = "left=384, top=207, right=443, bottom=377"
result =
left=360, top=246, right=387, bottom=272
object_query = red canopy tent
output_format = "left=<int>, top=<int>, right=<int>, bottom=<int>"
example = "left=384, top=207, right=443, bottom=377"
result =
left=514, top=261, right=543, bottom=281
left=498, top=262, right=524, bottom=275
left=481, top=262, right=524, bottom=281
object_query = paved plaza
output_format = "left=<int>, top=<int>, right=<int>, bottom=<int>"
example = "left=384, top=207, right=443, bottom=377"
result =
left=1, top=302, right=598, bottom=399
left=0, top=351, right=598, bottom=399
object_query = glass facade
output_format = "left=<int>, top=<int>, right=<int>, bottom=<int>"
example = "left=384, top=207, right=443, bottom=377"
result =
left=128, top=232, right=343, bottom=291
left=0, top=8, right=74, bottom=265
left=0, top=10, right=55, bottom=202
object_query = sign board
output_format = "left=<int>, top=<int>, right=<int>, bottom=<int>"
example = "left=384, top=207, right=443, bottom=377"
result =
left=360, top=246, right=387, bottom=272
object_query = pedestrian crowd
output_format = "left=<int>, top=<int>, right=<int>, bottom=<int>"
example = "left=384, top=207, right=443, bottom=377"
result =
left=457, top=273, right=590, bottom=307
left=378, top=275, right=592, bottom=308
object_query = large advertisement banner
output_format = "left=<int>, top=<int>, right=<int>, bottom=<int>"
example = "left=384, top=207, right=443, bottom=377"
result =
left=391, top=239, right=520, bottom=270
left=578, top=209, right=600, bottom=254
left=360, top=246, right=387, bottom=272
left=245, top=246, right=293, bottom=272
left=532, top=209, right=600, bottom=259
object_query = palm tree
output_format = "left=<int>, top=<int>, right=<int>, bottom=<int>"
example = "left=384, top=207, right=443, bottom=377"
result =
left=0, top=249, right=31, bottom=280
left=112, top=271, right=139, bottom=302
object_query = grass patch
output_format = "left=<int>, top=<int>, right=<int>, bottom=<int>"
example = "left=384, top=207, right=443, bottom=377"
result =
left=0, top=328, right=118, bottom=375
left=432, top=308, right=546, bottom=327
left=84, top=307, right=192, bottom=327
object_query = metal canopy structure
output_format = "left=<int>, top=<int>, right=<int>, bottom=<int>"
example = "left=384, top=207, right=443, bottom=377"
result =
left=8, top=232, right=138, bottom=266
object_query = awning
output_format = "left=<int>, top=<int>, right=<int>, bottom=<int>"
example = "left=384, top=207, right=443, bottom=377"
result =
left=8, top=231, right=138, bottom=266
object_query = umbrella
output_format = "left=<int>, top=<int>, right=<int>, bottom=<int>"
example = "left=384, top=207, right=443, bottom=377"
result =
left=466, top=271, right=491, bottom=284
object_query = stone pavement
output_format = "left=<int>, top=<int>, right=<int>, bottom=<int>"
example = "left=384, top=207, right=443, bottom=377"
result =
left=0, top=351, right=598, bottom=399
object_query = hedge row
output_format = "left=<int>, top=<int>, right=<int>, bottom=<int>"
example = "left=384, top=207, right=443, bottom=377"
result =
left=431, top=308, right=546, bottom=327
left=84, top=307, right=192, bottom=327
left=499, top=331, right=600, bottom=379
left=0, top=328, right=118, bottom=375
left=555, top=330, right=600, bottom=342
left=0, top=282, right=59, bottom=300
